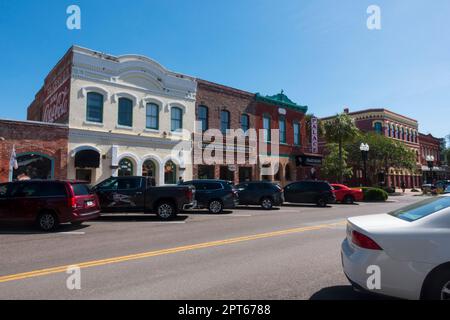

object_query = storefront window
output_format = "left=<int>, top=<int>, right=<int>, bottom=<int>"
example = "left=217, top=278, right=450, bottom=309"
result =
left=198, top=165, right=215, bottom=179
left=118, top=158, right=134, bottom=177
left=164, top=161, right=177, bottom=184
left=12, top=153, right=53, bottom=181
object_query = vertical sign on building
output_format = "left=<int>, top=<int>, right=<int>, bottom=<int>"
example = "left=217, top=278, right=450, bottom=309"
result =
left=311, top=117, right=319, bottom=154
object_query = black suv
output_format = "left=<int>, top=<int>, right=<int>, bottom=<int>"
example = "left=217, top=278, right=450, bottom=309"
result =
left=236, top=181, right=284, bottom=210
left=284, top=181, right=335, bottom=207
left=182, top=180, right=239, bottom=214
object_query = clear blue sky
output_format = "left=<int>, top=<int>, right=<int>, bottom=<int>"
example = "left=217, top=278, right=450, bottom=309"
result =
left=0, top=0, right=449, bottom=140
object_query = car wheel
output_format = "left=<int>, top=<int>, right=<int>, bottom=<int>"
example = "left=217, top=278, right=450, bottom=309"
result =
left=37, top=212, right=59, bottom=232
left=343, top=195, right=355, bottom=205
left=261, top=197, right=273, bottom=210
left=156, top=202, right=176, bottom=220
left=208, top=200, right=223, bottom=214
left=317, top=198, right=327, bottom=207
left=423, top=268, right=450, bottom=300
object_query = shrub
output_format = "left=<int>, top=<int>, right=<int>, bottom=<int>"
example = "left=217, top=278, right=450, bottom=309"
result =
left=361, top=187, right=389, bottom=202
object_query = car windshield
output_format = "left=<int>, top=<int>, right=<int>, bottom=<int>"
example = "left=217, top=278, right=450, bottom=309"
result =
left=389, top=196, right=450, bottom=222
left=71, top=183, right=91, bottom=196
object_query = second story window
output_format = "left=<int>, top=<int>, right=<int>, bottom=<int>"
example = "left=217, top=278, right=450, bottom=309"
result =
left=220, top=110, right=230, bottom=134
left=118, top=98, right=133, bottom=127
left=263, top=115, right=271, bottom=142
left=171, top=107, right=183, bottom=132
left=374, top=122, right=383, bottom=134
left=198, top=105, right=208, bottom=132
left=293, top=122, right=301, bottom=146
left=241, top=114, right=249, bottom=132
left=86, top=92, right=104, bottom=123
left=279, top=117, right=286, bottom=144
left=146, top=103, right=159, bottom=130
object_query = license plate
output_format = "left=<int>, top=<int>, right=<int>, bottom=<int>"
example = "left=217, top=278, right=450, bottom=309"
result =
left=86, top=201, right=95, bottom=207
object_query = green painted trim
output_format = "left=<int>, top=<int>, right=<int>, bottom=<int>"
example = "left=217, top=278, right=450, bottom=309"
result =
left=255, top=92, right=308, bottom=114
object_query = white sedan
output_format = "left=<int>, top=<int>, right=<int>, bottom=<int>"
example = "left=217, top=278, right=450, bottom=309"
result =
left=342, top=194, right=450, bottom=300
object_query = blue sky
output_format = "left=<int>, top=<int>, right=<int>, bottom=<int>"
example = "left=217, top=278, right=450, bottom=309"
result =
left=0, top=0, right=449, bottom=140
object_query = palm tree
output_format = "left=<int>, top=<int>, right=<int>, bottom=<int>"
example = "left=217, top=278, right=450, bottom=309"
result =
left=324, top=113, right=360, bottom=183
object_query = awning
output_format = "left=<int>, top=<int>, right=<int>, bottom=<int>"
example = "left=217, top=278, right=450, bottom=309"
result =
left=295, top=154, right=323, bottom=167
left=75, top=150, right=100, bottom=168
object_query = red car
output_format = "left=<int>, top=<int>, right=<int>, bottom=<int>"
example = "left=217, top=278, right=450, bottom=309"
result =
left=331, top=184, right=364, bottom=204
left=0, top=180, right=100, bottom=231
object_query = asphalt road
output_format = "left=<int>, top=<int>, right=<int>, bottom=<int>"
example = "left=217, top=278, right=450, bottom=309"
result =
left=0, top=194, right=423, bottom=300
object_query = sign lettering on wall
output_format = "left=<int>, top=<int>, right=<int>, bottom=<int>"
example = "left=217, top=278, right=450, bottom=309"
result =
left=42, top=52, right=72, bottom=123
left=311, top=117, right=319, bottom=154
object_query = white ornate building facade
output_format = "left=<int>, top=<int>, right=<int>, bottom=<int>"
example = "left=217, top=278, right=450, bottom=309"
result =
left=28, top=46, right=197, bottom=185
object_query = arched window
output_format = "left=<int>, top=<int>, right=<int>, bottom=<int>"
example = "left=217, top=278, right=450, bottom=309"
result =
left=146, top=103, right=159, bottom=130
left=263, top=115, right=271, bottom=142
left=118, top=158, right=134, bottom=177
left=86, top=92, right=104, bottom=123
left=279, top=117, right=286, bottom=143
left=374, top=122, right=383, bottom=134
left=220, top=110, right=230, bottom=134
left=12, top=153, right=53, bottom=181
left=118, top=98, right=133, bottom=127
left=142, top=159, right=157, bottom=185
left=293, top=121, right=301, bottom=146
left=198, top=105, right=208, bottom=132
left=164, top=161, right=177, bottom=185
left=171, top=107, right=183, bottom=132
left=241, top=114, right=249, bottom=132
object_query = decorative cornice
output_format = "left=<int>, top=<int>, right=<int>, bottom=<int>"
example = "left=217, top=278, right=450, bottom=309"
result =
left=255, top=92, right=308, bottom=113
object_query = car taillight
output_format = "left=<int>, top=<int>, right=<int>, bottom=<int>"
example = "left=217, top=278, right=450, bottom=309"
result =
left=352, top=230, right=382, bottom=250
left=185, top=188, right=193, bottom=201
left=66, top=183, right=77, bottom=208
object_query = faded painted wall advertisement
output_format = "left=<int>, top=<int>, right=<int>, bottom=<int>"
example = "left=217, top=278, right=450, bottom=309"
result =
left=42, top=53, right=72, bottom=123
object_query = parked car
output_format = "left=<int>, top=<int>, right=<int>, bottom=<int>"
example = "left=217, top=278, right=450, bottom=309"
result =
left=236, top=181, right=284, bottom=209
left=445, top=185, right=450, bottom=194
left=181, top=180, right=239, bottom=214
left=331, top=184, right=364, bottom=204
left=92, top=176, right=196, bottom=220
left=342, top=195, right=450, bottom=300
left=0, top=180, right=100, bottom=231
left=284, top=181, right=336, bottom=207
left=435, top=180, right=450, bottom=194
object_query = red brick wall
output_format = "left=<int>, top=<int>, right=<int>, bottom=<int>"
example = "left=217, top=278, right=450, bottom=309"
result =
left=0, top=120, right=69, bottom=182
left=193, top=80, right=257, bottom=182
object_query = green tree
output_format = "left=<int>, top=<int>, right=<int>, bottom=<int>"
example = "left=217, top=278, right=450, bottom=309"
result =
left=322, top=143, right=353, bottom=182
left=346, top=133, right=417, bottom=186
left=323, top=113, right=360, bottom=183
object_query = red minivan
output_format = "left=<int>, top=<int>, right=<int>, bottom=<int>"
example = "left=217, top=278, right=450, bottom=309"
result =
left=0, top=180, right=100, bottom=231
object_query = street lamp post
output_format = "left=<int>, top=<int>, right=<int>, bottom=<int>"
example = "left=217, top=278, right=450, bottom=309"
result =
left=426, top=155, right=435, bottom=184
left=360, top=143, right=370, bottom=186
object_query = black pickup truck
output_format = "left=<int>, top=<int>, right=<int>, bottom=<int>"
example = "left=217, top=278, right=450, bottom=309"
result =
left=91, top=176, right=196, bottom=220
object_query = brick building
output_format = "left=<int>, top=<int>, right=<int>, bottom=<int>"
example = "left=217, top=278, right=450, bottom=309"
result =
left=419, top=133, right=447, bottom=183
left=253, top=92, right=314, bottom=186
left=193, top=80, right=258, bottom=183
left=322, top=108, right=421, bottom=188
left=0, top=119, right=68, bottom=183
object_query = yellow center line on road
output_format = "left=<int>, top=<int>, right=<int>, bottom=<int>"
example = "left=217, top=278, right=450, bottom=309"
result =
left=0, top=221, right=346, bottom=284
